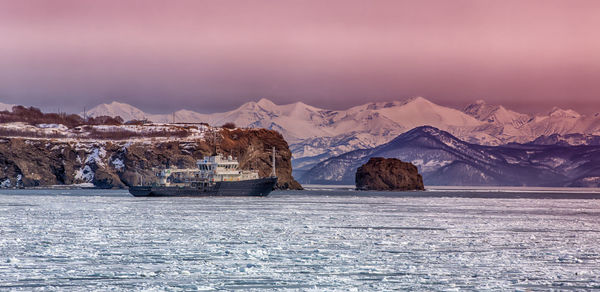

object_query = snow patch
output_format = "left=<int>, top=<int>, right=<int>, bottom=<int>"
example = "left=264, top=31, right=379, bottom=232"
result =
left=37, top=124, right=68, bottom=131
left=74, top=165, right=94, bottom=182
left=111, top=158, right=125, bottom=171
left=1, top=178, right=11, bottom=188
left=85, top=147, right=106, bottom=167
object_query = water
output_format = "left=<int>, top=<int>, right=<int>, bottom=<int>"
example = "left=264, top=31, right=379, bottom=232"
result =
left=1, top=189, right=600, bottom=290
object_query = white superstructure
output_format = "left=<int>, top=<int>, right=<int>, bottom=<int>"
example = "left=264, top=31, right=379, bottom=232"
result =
left=157, top=154, right=260, bottom=187
left=197, top=154, right=260, bottom=182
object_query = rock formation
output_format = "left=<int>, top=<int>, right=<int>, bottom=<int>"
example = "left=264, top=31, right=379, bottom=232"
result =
left=355, top=157, right=424, bottom=191
left=0, top=128, right=302, bottom=190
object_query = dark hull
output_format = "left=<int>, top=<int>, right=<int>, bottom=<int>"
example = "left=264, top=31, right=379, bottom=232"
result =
left=129, top=177, right=277, bottom=197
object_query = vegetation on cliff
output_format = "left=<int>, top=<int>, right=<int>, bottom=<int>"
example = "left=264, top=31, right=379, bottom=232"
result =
left=1, top=105, right=123, bottom=128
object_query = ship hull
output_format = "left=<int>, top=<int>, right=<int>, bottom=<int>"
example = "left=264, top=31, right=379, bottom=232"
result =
left=128, top=177, right=278, bottom=197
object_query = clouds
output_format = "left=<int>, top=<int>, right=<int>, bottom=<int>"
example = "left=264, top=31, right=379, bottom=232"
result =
left=0, top=0, right=599, bottom=113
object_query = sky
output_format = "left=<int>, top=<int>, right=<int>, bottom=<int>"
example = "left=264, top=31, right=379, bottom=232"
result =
left=1, top=0, right=599, bottom=114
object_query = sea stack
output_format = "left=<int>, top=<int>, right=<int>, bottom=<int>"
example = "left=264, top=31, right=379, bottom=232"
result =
left=355, top=157, right=424, bottom=191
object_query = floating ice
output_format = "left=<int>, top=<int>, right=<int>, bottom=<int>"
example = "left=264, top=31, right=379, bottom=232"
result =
left=0, top=190, right=599, bottom=290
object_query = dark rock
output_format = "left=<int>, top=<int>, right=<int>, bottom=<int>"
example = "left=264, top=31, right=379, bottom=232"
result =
left=355, top=157, right=424, bottom=191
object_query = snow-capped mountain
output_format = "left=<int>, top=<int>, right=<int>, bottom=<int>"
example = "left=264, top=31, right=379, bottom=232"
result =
left=0, top=102, right=16, bottom=112
left=86, top=97, right=600, bottom=174
left=85, top=101, right=149, bottom=121
left=463, top=100, right=600, bottom=144
left=87, top=99, right=337, bottom=143
left=464, top=100, right=531, bottom=128
left=87, top=96, right=489, bottom=146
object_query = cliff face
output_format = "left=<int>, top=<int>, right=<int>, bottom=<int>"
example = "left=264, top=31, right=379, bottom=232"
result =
left=219, top=129, right=302, bottom=190
left=355, top=157, right=424, bottom=191
left=0, top=128, right=302, bottom=190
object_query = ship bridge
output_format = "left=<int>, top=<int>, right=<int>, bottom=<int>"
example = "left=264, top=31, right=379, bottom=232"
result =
left=197, top=154, right=258, bottom=182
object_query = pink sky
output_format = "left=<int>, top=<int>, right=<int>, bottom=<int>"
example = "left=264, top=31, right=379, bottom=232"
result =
left=0, top=0, right=599, bottom=113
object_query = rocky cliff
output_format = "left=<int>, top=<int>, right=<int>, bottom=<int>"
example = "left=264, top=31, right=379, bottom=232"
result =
left=0, top=128, right=302, bottom=190
left=355, top=157, right=424, bottom=191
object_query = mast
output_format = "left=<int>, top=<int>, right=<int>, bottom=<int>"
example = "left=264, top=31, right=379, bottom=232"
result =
left=271, top=146, right=276, bottom=177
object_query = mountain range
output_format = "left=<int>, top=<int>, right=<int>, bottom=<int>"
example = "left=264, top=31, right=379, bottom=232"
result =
left=300, top=126, right=600, bottom=187
left=86, top=97, right=600, bottom=176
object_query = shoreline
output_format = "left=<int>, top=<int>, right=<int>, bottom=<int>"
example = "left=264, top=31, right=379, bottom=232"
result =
left=303, top=184, right=600, bottom=193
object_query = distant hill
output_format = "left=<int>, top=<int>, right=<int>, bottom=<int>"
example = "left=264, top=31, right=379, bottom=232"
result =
left=299, top=126, right=600, bottom=187
left=529, top=133, right=600, bottom=146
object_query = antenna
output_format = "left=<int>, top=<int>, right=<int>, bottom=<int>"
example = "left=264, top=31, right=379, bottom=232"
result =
left=271, top=146, right=276, bottom=177
left=209, top=127, right=221, bottom=156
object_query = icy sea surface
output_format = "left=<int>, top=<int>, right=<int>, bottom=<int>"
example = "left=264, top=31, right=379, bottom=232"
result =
left=1, top=189, right=600, bottom=290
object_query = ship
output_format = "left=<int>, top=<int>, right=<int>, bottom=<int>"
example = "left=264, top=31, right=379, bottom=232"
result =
left=128, top=148, right=278, bottom=197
